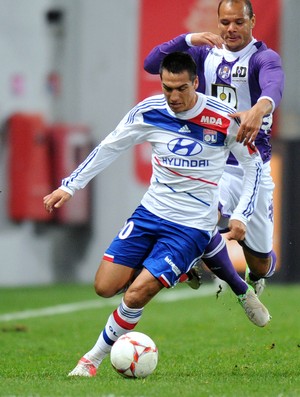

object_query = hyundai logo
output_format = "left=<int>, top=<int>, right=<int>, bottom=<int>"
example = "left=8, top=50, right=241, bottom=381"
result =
left=167, top=138, right=203, bottom=156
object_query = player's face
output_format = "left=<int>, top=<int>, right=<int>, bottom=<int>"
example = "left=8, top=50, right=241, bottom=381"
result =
left=218, top=1, right=255, bottom=52
left=161, top=70, right=199, bottom=113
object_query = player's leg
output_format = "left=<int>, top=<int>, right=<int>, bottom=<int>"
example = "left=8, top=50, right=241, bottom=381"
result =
left=69, top=267, right=162, bottom=377
left=202, top=229, right=248, bottom=296
left=218, top=164, right=276, bottom=296
left=242, top=245, right=276, bottom=296
left=123, top=267, right=164, bottom=307
left=68, top=214, right=210, bottom=377
left=243, top=251, right=271, bottom=278
left=241, top=165, right=276, bottom=295
left=68, top=206, right=157, bottom=377
left=202, top=229, right=270, bottom=327
left=94, top=259, right=136, bottom=297
left=152, top=219, right=270, bottom=326
left=196, top=171, right=249, bottom=296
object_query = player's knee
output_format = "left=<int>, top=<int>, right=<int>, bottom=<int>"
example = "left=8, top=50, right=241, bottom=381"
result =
left=123, top=283, right=155, bottom=308
left=248, top=257, right=271, bottom=278
left=94, top=281, right=116, bottom=298
left=123, top=289, right=143, bottom=308
left=252, top=266, right=268, bottom=278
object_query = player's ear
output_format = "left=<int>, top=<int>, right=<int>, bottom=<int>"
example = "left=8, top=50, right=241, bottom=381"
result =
left=251, top=14, right=256, bottom=29
left=193, top=76, right=199, bottom=90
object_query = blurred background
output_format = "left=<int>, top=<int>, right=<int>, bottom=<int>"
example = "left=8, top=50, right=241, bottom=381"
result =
left=0, top=0, right=299, bottom=287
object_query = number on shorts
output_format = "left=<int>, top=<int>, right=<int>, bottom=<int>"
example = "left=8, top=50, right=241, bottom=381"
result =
left=118, top=221, right=134, bottom=240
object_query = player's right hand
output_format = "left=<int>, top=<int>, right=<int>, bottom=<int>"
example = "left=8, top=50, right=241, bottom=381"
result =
left=43, top=188, right=72, bottom=213
left=190, top=32, right=224, bottom=48
left=227, top=219, right=246, bottom=241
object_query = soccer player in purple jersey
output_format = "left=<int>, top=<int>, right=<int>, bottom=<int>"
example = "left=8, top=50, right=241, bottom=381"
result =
left=44, top=52, right=268, bottom=377
left=144, top=0, right=285, bottom=296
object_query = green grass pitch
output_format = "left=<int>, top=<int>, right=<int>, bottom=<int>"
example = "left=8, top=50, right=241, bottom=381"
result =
left=0, top=283, right=299, bottom=397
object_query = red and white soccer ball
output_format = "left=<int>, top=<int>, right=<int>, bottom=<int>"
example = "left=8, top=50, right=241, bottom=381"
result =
left=110, top=331, right=158, bottom=378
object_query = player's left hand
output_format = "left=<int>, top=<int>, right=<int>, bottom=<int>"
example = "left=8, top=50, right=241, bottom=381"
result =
left=227, top=219, right=246, bottom=241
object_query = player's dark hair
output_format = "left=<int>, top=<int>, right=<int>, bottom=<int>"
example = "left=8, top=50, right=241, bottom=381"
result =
left=218, top=0, right=254, bottom=19
left=159, top=52, right=197, bottom=82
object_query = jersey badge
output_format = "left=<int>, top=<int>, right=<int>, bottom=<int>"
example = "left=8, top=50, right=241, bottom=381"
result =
left=203, top=129, right=217, bottom=144
left=218, top=65, right=231, bottom=80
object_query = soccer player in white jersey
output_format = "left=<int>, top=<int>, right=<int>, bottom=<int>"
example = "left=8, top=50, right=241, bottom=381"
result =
left=144, top=0, right=285, bottom=296
left=44, top=52, right=267, bottom=377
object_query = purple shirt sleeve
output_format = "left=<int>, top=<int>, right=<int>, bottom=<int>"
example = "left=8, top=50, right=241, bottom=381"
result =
left=252, top=48, right=284, bottom=109
left=144, top=34, right=190, bottom=74
left=144, top=33, right=209, bottom=93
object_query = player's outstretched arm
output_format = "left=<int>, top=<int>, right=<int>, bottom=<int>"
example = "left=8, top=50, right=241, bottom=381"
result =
left=43, top=188, right=72, bottom=213
left=144, top=32, right=223, bottom=74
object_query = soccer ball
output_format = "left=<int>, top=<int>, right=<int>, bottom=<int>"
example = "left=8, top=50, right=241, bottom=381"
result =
left=110, top=331, right=158, bottom=378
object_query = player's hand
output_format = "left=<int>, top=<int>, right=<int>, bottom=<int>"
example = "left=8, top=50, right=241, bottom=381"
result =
left=229, top=97, right=273, bottom=146
left=229, top=109, right=262, bottom=145
left=43, top=188, right=72, bottom=213
left=190, top=32, right=224, bottom=48
left=227, top=219, right=246, bottom=241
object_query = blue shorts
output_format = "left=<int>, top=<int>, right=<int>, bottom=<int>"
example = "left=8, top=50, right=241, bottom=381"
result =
left=103, top=205, right=212, bottom=288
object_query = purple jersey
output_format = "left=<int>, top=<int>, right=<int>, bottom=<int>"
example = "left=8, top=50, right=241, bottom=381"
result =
left=144, top=34, right=285, bottom=164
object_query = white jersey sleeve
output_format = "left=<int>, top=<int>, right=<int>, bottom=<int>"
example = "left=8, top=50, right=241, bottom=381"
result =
left=60, top=95, right=165, bottom=195
left=225, top=130, right=262, bottom=225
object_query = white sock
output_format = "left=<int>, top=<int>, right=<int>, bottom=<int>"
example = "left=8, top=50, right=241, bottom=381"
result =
left=84, top=298, right=144, bottom=367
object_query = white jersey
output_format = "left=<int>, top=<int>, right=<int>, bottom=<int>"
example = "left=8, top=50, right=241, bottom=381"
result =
left=61, top=93, right=262, bottom=231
